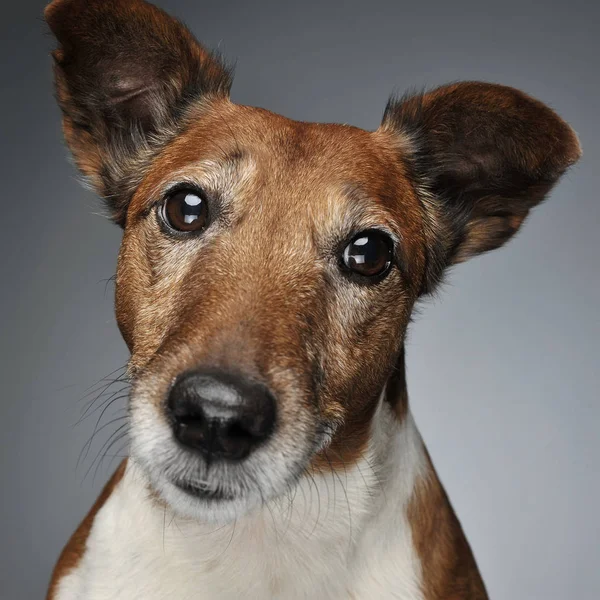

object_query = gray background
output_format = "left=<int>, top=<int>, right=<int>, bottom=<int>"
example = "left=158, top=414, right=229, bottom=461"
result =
left=1, top=0, right=598, bottom=598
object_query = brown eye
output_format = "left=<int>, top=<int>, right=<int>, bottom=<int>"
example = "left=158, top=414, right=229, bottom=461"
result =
left=342, top=230, right=393, bottom=278
left=161, top=188, right=208, bottom=233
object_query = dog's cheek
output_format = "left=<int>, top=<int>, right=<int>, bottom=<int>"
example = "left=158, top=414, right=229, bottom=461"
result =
left=320, top=282, right=409, bottom=420
left=115, top=227, right=149, bottom=355
left=115, top=224, right=181, bottom=372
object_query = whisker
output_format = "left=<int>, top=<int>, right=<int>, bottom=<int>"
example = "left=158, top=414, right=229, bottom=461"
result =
left=83, top=422, right=129, bottom=482
left=323, top=449, right=353, bottom=554
left=92, top=429, right=129, bottom=485
left=76, top=411, right=128, bottom=470
left=76, top=365, right=127, bottom=401
left=304, top=468, right=322, bottom=537
left=76, top=386, right=129, bottom=426
left=100, top=273, right=117, bottom=298
left=78, top=393, right=129, bottom=467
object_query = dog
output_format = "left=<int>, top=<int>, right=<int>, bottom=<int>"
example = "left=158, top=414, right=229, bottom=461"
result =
left=44, top=0, right=581, bottom=598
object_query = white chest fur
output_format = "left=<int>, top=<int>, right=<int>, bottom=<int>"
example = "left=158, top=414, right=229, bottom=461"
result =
left=55, top=406, right=426, bottom=600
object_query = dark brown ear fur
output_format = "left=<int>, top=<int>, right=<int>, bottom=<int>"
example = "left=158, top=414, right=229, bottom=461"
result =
left=382, top=82, right=581, bottom=293
left=45, top=0, right=232, bottom=225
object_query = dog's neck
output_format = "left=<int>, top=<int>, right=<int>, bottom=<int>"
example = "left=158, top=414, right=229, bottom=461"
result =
left=54, top=376, right=487, bottom=600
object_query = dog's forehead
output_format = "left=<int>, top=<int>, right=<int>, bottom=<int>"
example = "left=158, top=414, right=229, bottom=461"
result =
left=132, top=101, right=418, bottom=224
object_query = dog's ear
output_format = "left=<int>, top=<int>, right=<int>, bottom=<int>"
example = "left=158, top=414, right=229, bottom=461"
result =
left=45, top=0, right=232, bottom=226
left=381, top=82, right=581, bottom=293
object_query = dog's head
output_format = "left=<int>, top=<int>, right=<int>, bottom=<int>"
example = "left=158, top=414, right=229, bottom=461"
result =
left=47, top=0, right=580, bottom=522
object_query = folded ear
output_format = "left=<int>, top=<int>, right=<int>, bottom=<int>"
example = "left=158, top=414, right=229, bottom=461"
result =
left=45, top=0, right=232, bottom=225
left=381, top=82, right=581, bottom=293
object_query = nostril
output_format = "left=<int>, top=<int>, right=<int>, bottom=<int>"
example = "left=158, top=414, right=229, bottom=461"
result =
left=215, top=420, right=256, bottom=460
left=175, top=414, right=210, bottom=450
left=178, top=414, right=206, bottom=428
left=225, top=420, right=254, bottom=441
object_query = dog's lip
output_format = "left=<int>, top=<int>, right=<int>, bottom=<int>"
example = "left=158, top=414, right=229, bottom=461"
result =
left=172, top=478, right=236, bottom=501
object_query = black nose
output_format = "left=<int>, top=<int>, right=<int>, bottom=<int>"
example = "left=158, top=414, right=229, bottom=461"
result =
left=167, top=368, right=276, bottom=462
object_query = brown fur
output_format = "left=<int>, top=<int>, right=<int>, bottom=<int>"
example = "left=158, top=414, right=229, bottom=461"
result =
left=45, top=0, right=581, bottom=597
left=45, top=0, right=232, bottom=225
left=382, top=81, right=581, bottom=292
left=46, top=460, right=127, bottom=599
left=408, top=452, right=488, bottom=600
left=116, top=103, right=426, bottom=465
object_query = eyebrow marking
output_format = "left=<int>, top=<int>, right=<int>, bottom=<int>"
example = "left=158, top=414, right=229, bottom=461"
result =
left=148, top=151, right=250, bottom=201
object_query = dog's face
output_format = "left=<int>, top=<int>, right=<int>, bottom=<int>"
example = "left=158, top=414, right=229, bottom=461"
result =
left=116, top=104, right=426, bottom=519
left=46, top=0, right=580, bottom=521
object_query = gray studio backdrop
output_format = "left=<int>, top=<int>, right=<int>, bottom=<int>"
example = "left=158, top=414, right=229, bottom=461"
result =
left=1, top=0, right=598, bottom=598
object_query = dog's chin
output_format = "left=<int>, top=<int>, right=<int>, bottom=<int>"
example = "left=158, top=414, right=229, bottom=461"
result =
left=150, top=474, right=258, bottom=524
left=139, top=455, right=317, bottom=524
left=131, top=447, right=312, bottom=525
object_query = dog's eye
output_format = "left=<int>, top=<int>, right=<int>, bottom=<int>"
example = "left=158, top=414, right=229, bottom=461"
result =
left=342, top=230, right=393, bottom=278
left=161, top=188, right=208, bottom=233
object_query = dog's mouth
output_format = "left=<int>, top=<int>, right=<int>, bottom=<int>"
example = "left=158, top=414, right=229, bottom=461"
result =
left=172, top=478, right=236, bottom=502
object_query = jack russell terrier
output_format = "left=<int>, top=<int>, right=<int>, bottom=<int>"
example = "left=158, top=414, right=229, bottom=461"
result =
left=44, top=0, right=581, bottom=598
